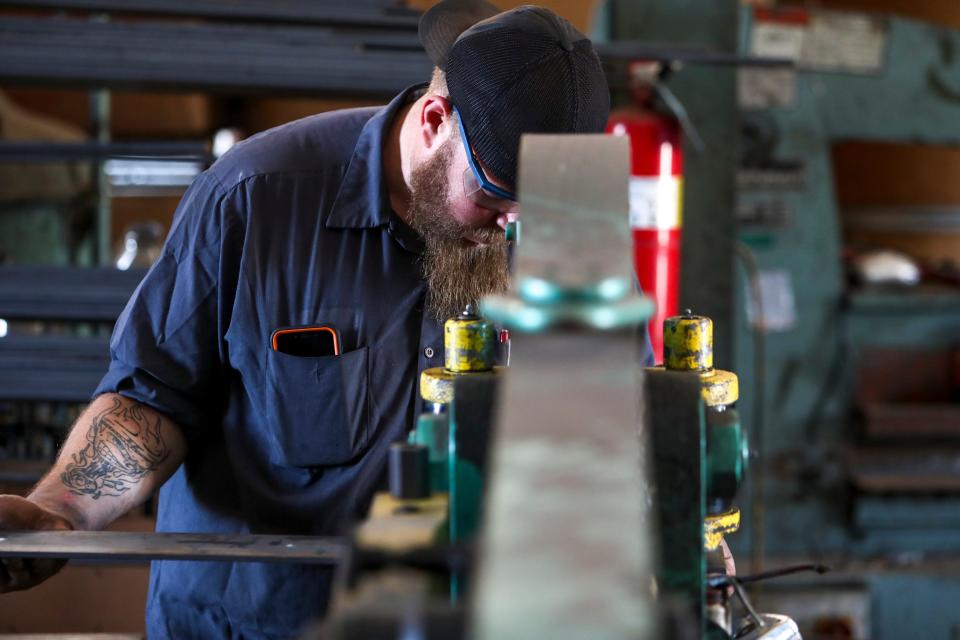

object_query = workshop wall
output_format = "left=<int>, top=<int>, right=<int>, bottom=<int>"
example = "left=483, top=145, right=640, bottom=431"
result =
left=826, top=0, right=960, bottom=266
left=731, top=10, right=960, bottom=637
left=818, top=0, right=960, bottom=28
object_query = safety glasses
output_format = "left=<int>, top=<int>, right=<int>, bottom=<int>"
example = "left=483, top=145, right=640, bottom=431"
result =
left=454, top=107, right=518, bottom=212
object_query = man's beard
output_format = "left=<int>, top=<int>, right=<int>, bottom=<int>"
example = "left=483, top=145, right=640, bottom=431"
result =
left=406, top=141, right=510, bottom=321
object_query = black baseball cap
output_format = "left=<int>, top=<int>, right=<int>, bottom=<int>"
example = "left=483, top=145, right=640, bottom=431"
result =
left=419, top=1, right=610, bottom=191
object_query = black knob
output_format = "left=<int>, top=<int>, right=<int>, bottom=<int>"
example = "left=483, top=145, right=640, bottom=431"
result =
left=389, top=443, right=430, bottom=500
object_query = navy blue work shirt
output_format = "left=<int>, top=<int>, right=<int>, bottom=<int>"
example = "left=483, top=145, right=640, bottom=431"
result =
left=95, top=82, right=655, bottom=639
left=94, top=84, right=446, bottom=639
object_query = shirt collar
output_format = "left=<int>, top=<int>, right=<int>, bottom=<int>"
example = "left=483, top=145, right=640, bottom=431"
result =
left=325, top=83, right=427, bottom=230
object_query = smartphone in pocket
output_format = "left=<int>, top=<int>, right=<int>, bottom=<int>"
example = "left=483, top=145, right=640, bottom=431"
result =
left=271, top=325, right=341, bottom=357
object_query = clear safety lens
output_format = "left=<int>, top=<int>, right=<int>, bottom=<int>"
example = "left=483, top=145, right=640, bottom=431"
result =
left=462, top=166, right=518, bottom=214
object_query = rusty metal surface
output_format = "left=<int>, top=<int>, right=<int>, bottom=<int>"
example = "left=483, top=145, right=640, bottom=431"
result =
left=0, top=531, right=346, bottom=564
left=472, top=134, right=655, bottom=640
left=512, top=134, right=632, bottom=292
left=482, top=135, right=654, bottom=332
left=472, top=332, right=656, bottom=640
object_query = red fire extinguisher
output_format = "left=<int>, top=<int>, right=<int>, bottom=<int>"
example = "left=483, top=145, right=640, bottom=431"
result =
left=606, top=62, right=684, bottom=363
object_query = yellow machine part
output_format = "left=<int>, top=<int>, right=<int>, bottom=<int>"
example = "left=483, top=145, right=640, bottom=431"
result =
left=663, top=314, right=713, bottom=372
left=704, top=508, right=741, bottom=551
left=444, top=315, right=496, bottom=373
left=700, top=369, right=739, bottom=407
left=420, top=367, right=457, bottom=405
left=420, top=366, right=506, bottom=405
left=658, top=311, right=739, bottom=407
left=355, top=492, right=449, bottom=553
left=645, top=366, right=739, bottom=407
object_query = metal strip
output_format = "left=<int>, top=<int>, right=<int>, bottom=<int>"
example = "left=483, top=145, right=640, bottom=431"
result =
left=0, top=531, right=346, bottom=565
left=646, top=369, right=706, bottom=631
left=0, top=142, right=211, bottom=162
left=0, top=0, right=421, bottom=29
left=0, top=373, right=107, bottom=403
left=0, top=17, right=431, bottom=96
left=845, top=206, right=960, bottom=233
left=513, top=134, right=633, bottom=291
left=596, top=42, right=794, bottom=68
left=0, top=266, right=146, bottom=321
left=473, top=136, right=656, bottom=640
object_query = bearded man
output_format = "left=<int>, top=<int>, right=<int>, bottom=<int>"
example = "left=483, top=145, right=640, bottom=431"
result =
left=0, top=2, right=620, bottom=637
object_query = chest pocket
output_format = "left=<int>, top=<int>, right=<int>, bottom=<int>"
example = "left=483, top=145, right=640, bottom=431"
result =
left=264, top=346, right=370, bottom=467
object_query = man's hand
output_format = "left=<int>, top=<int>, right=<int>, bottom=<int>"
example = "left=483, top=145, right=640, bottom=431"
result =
left=0, top=495, right=73, bottom=593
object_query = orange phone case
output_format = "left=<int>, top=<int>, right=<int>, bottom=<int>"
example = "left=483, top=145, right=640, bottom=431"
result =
left=270, top=326, right=340, bottom=356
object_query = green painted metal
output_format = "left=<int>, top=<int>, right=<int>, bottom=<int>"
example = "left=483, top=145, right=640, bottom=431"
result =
left=445, top=403, right=482, bottom=544
left=604, top=0, right=741, bottom=369
left=473, top=135, right=657, bottom=639
left=646, top=368, right=707, bottom=634
left=504, top=219, right=520, bottom=244
left=729, top=15, right=960, bottom=638
left=447, top=375, right=501, bottom=548
left=706, top=407, right=747, bottom=514
left=516, top=275, right=632, bottom=304
left=446, top=458, right=482, bottom=543
left=480, top=291, right=654, bottom=333
left=732, top=9, right=960, bottom=565
left=411, top=413, right=449, bottom=492
left=601, top=6, right=739, bottom=632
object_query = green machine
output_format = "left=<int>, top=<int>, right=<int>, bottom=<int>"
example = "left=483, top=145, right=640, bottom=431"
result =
left=328, top=128, right=797, bottom=638
left=416, top=305, right=504, bottom=544
left=477, top=134, right=792, bottom=638
left=600, top=1, right=960, bottom=636
left=734, top=3, right=960, bottom=551
left=732, top=10, right=960, bottom=637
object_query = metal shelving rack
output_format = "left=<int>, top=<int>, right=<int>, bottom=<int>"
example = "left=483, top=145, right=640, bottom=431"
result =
left=0, top=1, right=430, bottom=409
left=0, top=0, right=430, bottom=264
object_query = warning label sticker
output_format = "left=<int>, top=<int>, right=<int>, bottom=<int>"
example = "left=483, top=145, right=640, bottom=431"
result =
left=629, top=176, right=682, bottom=230
left=751, top=8, right=887, bottom=75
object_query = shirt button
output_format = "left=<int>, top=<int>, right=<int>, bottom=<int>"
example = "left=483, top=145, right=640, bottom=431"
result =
left=424, top=347, right=435, bottom=358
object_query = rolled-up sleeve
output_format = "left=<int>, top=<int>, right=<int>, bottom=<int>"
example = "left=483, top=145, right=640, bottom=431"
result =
left=95, top=172, right=231, bottom=442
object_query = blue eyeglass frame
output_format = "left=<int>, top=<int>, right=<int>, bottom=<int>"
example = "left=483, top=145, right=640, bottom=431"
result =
left=454, top=107, right=518, bottom=203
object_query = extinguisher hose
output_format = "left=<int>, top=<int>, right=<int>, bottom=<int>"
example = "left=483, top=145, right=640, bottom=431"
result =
left=653, top=82, right=706, bottom=153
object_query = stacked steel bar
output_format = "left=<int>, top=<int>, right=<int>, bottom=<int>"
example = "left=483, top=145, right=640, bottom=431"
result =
left=0, top=15, right=431, bottom=96
left=0, top=266, right=146, bottom=402
left=0, top=0, right=421, bottom=28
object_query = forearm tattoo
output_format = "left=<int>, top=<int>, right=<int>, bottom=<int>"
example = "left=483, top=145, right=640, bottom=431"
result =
left=61, top=397, right=170, bottom=499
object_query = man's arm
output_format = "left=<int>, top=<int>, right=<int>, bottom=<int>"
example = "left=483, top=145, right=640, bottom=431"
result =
left=0, top=393, right=187, bottom=591
left=29, top=392, right=187, bottom=531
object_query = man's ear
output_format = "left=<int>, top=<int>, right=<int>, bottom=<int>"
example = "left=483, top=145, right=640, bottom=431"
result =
left=419, top=94, right=455, bottom=153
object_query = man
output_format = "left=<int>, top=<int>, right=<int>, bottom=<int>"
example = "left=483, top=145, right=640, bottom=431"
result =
left=0, top=1, right=622, bottom=637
